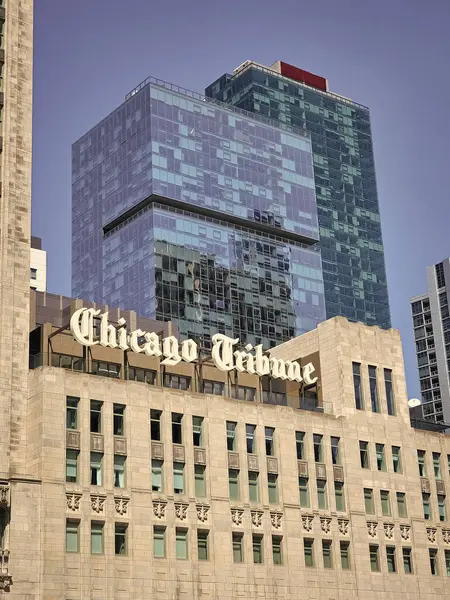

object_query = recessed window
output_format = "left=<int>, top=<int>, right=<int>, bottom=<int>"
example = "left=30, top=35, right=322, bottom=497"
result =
left=418, top=450, right=426, bottom=477
left=153, top=526, right=165, bottom=558
left=296, top=431, right=305, bottom=460
left=433, top=452, right=442, bottom=478
left=114, top=455, right=126, bottom=488
left=202, top=380, right=224, bottom=396
left=429, top=548, right=439, bottom=575
left=402, top=548, right=413, bottom=574
left=91, top=522, right=104, bottom=554
left=334, top=481, right=345, bottom=512
left=423, top=492, right=431, bottom=520
left=331, top=436, right=340, bottom=465
left=304, top=539, right=314, bottom=567
left=246, top=424, right=256, bottom=454
left=253, top=534, right=263, bottom=564
left=322, top=540, right=332, bottom=568
left=90, top=452, right=103, bottom=486
left=192, top=416, right=204, bottom=447
left=164, top=373, right=190, bottom=390
left=352, top=363, right=363, bottom=409
left=438, top=495, right=447, bottom=522
left=340, top=541, right=350, bottom=569
left=376, top=444, right=386, bottom=471
left=368, top=366, right=379, bottom=413
left=233, top=385, right=256, bottom=402
left=396, top=492, right=407, bottom=518
left=317, top=480, right=328, bottom=510
left=30, top=267, right=37, bottom=280
left=248, top=471, right=259, bottom=503
left=229, top=469, right=239, bottom=501
left=364, top=488, right=374, bottom=514
left=386, top=546, right=397, bottom=573
left=151, top=459, right=163, bottom=492
left=115, top=523, right=127, bottom=555
left=233, top=532, right=244, bottom=563
left=172, top=413, right=183, bottom=444
left=272, top=535, right=283, bottom=565
left=380, top=490, right=391, bottom=517
left=445, top=549, right=450, bottom=577
left=265, top=427, right=275, bottom=456
left=90, top=400, right=102, bottom=433
left=113, top=404, right=125, bottom=436
left=384, top=369, right=395, bottom=415
left=194, top=465, right=206, bottom=497
left=369, top=545, right=380, bottom=572
left=299, top=477, right=310, bottom=508
left=313, top=434, right=323, bottom=463
left=197, top=530, right=209, bottom=560
left=66, top=449, right=79, bottom=483
left=150, top=410, right=162, bottom=441
left=66, top=396, right=79, bottom=430
left=360, top=441, right=369, bottom=468
left=226, top=421, right=237, bottom=451
left=66, top=519, right=79, bottom=553
left=392, top=446, right=402, bottom=473
left=268, top=474, right=278, bottom=504
left=176, top=528, right=188, bottom=559
left=174, top=462, right=185, bottom=494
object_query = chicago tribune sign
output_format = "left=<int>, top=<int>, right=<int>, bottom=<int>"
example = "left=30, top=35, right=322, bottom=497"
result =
left=70, top=308, right=318, bottom=385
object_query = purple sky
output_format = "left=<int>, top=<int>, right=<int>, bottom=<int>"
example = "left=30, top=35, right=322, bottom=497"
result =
left=32, top=0, right=450, bottom=399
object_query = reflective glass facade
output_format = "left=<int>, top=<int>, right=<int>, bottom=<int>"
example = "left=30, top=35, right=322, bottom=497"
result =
left=206, top=63, right=391, bottom=328
left=72, top=78, right=325, bottom=347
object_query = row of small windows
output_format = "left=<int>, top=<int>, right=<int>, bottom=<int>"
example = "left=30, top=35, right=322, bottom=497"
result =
left=352, top=363, right=395, bottom=415
left=359, top=441, right=402, bottom=473
left=363, top=487, right=447, bottom=523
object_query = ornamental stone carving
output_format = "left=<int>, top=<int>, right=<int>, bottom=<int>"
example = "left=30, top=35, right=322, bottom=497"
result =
left=0, top=485, right=10, bottom=508
left=270, top=511, right=282, bottom=529
left=338, top=518, right=349, bottom=535
left=400, top=524, right=410, bottom=541
left=90, top=494, right=106, bottom=514
left=0, top=574, right=12, bottom=591
left=115, top=496, right=129, bottom=516
left=153, top=500, right=167, bottom=519
left=196, top=504, right=210, bottom=522
left=231, top=508, right=244, bottom=526
left=367, top=521, right=378, bottom=538
left=427, top=527, right=437, bottom=543
left=251, top=510, right=263, bottom=527
left=442, top=528, right=450, bottom=544
left=384, top=523, right=394, bottom=539
left=175, top=502, right=189, bottom=520
left=320, top=517, right=331, bottom=534
left=66, top=492, right=82, bottom=512
left=302, top=514, right=314, bottom=532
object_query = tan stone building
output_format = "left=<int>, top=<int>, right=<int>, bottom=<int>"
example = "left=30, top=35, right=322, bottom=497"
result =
left=2, top=290, right=449, bottom=598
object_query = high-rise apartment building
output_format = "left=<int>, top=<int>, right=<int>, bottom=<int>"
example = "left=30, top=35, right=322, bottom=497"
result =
left=72, top=77, right=326, bottom=347
left=206, top=60, right=391, bottom=329
left=410, top=259, right=450, bottom=425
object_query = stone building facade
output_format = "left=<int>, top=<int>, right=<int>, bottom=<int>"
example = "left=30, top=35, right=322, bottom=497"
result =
left=5, top=305, right=450, bottom=598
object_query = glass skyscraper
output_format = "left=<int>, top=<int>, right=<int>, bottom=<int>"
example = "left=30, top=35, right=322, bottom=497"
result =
left=72, top=77, right=325, bottom=347
left=206, top=60, right=391, bottom=328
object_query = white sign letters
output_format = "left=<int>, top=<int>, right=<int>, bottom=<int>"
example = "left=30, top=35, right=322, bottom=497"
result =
left=69, top=308, right=318, bottom=385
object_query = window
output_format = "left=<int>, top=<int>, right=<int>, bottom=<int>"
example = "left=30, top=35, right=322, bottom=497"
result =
left=249, top=471, right=259, bottom=503
left=272, top=535, right=283, bottom=565
left=392, top=446, right=402, bottom=473
left=92, top=360, right=121, bottom=378
left=172, top=413, right=183, bottom=444
left=246, top=424, right=256, bottom=454
left=114, top=455, right=126, bottom=488
left=152, top=459, right=163, bottom=492
left=192, top=416, right=204, bottom=447
left=445, top=549, right=450, bottom=577
left=66, top=449, right=79, bottom=483
left=376, top=444, right=386, bottom=472
left=322, top=540, right=332, bottom=568
left=113, top=404, right=125, bottom=436
left=226, top=421, right=237, bottom=451
left=233, top=385, right=256, bottom=402
left=370, top=545, right=380, bottom=572
left=423, top=493, right=431, bottom=520
left=417, top=450, right=426, bottom=476
left=340, top=541, right=350, bottom=569
left=364, top=488, right=375, bottom=514
left=128, top=366, right=156, bottom=384
left=384, top=369, right=395, bottom=415
left=304, top=539, right=314, bottom=567
left=429, top=548, right=439, bottom=575
left=197, top=530, right=209, bottom=560
left=299, top=477, right=310, bottom=508
left=331, top=436, right=340, bottom=465
left=164, top=374, right=190, bottom=390
left=66, top=396, right=79, bottom=430
left=90, top=400, right=102, bottom=433
left=438, top=495, right=447, bottom=522
left=402, top=547, right=413, bottom=574
left=396, top=492, right=407, bottom=518
left=368, top=366, right=379, bottom=412
left=253, top=534, right=263, bottom=564
left=150, top=410, right=162, bottom=441
left=265, top=427, right=275, bottom=456
left=360, top=441, right=369, bottom=468
left=353, top=362, right=363, bottom=409
left=229, top=469, right=239, bottom=501
left=174, top=462, right=185, bottom=494
left=30, top=267, right=37, bottom=280
left=317, top=480, right=328, bottom=510
left=335, top=481, right=345, bottom=512
left=296, top=431, right=305, bottom=460
left=202, top=380, right=224, bottom=396
left=153, top=526, right=165, bottom=558
left=233, top=532, right=244, bottom=563
left=66, top=519, right=79, bottom=553
left=313, top=434, right=323, bottom=462
left=381, top=490, right=391, bottom=516
left=176, top=528, right=188, bottom=559
left=194, top=465, right=206, bottom=497
left=115, top=523, right=127, bottom=555
left=268, top=474, right=278, bottom=504
left=433, top=452, right=442, bottom=478
left=91, top=522, right=104, bottom=554
left=386, top=546, right=396, bottom=573
left=90, top=452, right=103, bottom=486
